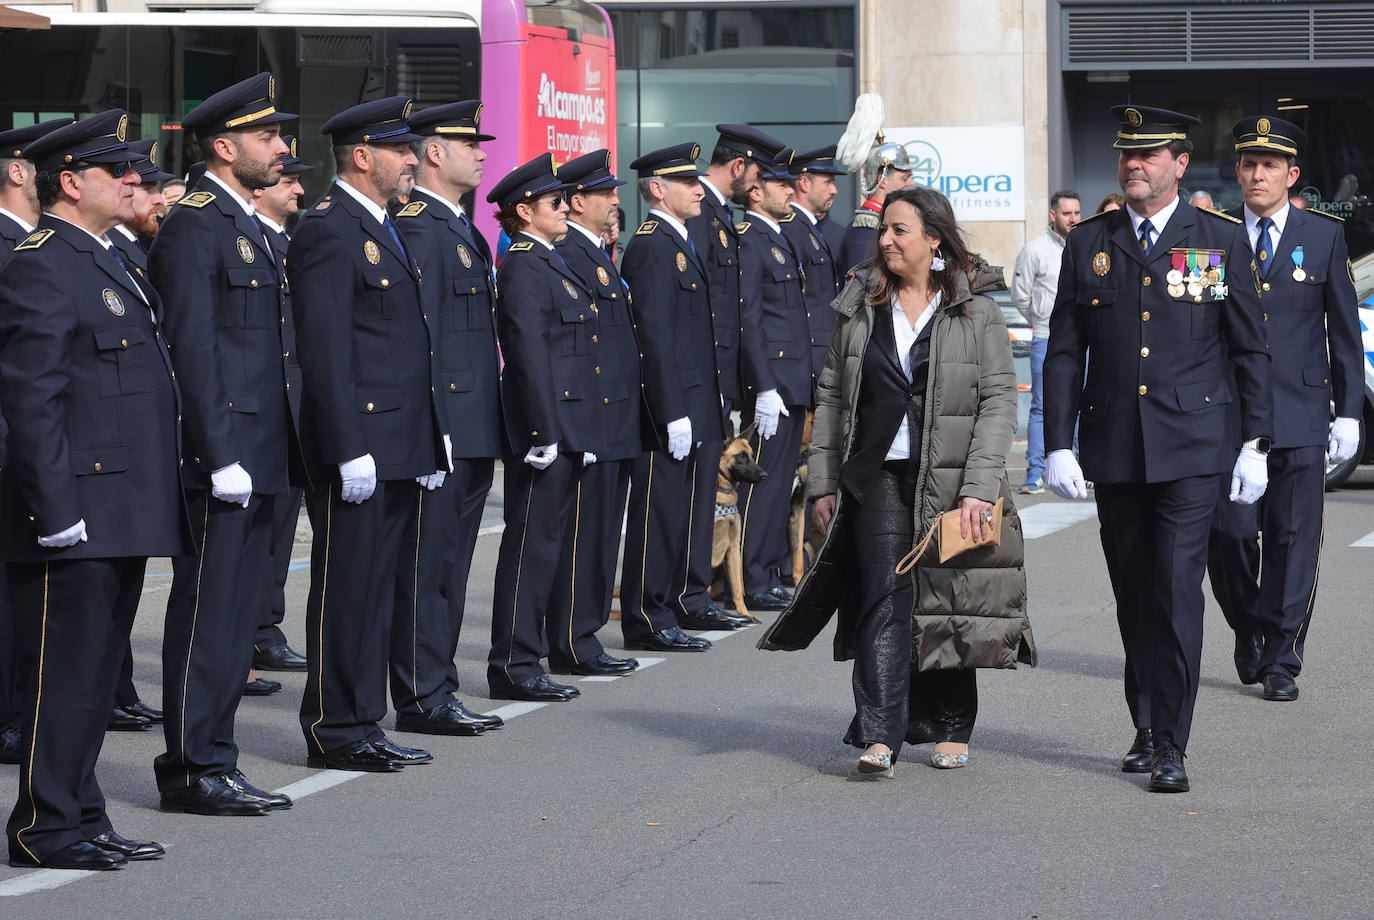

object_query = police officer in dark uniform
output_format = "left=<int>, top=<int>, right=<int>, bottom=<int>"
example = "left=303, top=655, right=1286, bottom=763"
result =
left=252, top=134, right=311, bottom=676
left=1044, top=105, right=1272, bottom=794
left=679, top=124, right=785, bottom=630
left=1, top=110, right=187, bottom=869
left=289, top=96, right=447, bottom=771
left=0, top=117, right=71, bottom=765
left=783, top=145, right=847, bottom=380
left=486, top=154, right=605, bottom=700
left=389, top=101, right=504, bottom=733
left=1207, top=115, right=1363, bottom=703
left=548, top=149, right=644, bottom=676
left=147, top=73, right=302, bottom=815
left=732, top=149, right=813, bottom=610
left=618, top=143, right=722, bottom=653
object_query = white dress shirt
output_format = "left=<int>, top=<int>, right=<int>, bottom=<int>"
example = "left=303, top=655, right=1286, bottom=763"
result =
left=885, top=291, right=941, bottom=461
left=1126, top=195, right=1180, bottom=250
left=1243, top=202, right=1290, bottom=257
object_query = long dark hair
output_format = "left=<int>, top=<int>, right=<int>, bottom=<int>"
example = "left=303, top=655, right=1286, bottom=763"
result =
left=864, top=185, right=973, bottom=310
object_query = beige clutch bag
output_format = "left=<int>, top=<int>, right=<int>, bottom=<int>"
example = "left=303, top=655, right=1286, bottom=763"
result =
left=895, top=497, right=1003, bottom=574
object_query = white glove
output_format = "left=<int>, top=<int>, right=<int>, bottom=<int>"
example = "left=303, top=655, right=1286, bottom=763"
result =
left=1229, top=446, right=1268, bottom=505
left=1045, top=449, right=1088, bottom=500
left=1329, top=417, right=1360, bottom=464
left=754, top=389, right=788, bottom=440
left=38, top=518, right=87, bottom=548
left=416, top=470, right=446, bottom=490
left=666, top=417, right=692, bottom=461
left=209, top=462, right=253, bottom=508
left=339, top=454, right=377, bottom=504
left=524, top=443, right=559, bottom=470
left=442, top=433, right=454, bottom=472
left=582, top=452, right=597, bottom=467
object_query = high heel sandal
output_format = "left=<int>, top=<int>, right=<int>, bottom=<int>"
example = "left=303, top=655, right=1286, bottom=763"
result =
left=857, top=747, right=894, bottom=778
left=929, top=747, right=968, bottom=769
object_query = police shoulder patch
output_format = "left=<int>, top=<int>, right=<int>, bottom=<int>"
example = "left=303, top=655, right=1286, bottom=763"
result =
left=507, top=241, right=535, bottom=253
left=1307, top=208, right=1345, bottom=223
left=396, top=201, right=427, bottom=219
left=1197, top=206, right=1242, bottom=225
left=14, top=229, right=53, bottom=250
left=314, top=197, right=333, bottom=211
left=178, top=191, right=216, bottom=209
left=778, top=212, right=795, bottom=223
left=635, top=220, right=658, bottom=236
left=735, top=221, right=752, bottom=234
left=1075, top=209, right=1111, bottom=226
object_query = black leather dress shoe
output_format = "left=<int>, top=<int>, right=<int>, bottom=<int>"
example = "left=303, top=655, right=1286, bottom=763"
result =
left=0, top=722, right=20, bottom=764
left=307, top=740, right=403, bottom=773
left=1121, top=728, right=1155, bottom=773
left=677, top=605, right=745, bottom=631
left=545, top=675, right=579, bottom=697
left=91, top=830, right=164, bottom=861
left=626, top=626, right=712, bottom=652
left=1262, top=670, right=1299, bottom=701
left=450, top=700, right=503, bottom=730
left=396, top=703, right=486, bottom=737
left=224, top=770, right=292, bottom=809
left=160, top=773, right=272, bottom=815
left=371, top=736, right=433, bottom=764
left=243, top=677, right=282, bottom=696
left=741, top=590, right=790, bottom=611
left=9, top=840, right=125, bottom=870
left=253, top=643, right=308, bottom=671
left=490, top=674, right=575, bottom=702
left=551, top=653, right=639, bottom=676
left=1234, top=633, right=1264, bottom=685
left=1147, top=742, right=1189, bottom=793
left=704, top=602, right=755, bottom=628
left=122, top=700, right=163, bottom=724
left=107, top=707, right=152, bottom=732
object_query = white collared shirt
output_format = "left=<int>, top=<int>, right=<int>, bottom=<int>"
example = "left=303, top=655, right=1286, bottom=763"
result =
left=0, top=205, right=34, bottom=234
left=1126, top=195, right=1180, bottom=248
left=257, top=214, right=286, bottom=236
left=790, top=201, right=819, bottom=225
left=648, top=208, right=690, bottom=242
left=1243, top=202, right=1290, bottom=255
left=203, top=171, right=258, bottom=220
left=745, top=209, right=782, bottom=236
left=567, top=219, right=605, bottom=250
left=699, top=177, right=727, bottom=207
left=113, top=224, right=138, bottom=243
left=886, top=290, right=942, bottom=461
left=413, top=185, right=467, bottom=224
left=335, top=177, right=390, bottom=226
left=518, top=230, right=554, bottom=251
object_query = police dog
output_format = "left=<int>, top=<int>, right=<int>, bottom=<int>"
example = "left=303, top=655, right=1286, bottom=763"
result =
left=787, top=410, right=814, bottom=588
left=711, top=422, right=767, bottom=620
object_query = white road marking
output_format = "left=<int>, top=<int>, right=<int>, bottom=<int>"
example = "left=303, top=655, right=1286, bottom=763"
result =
left=578, top=675, right=620, bottom=682
left=477, top=524, right=504, bottom=536
left=272, top=770, right=361, bottom=801
left=696, top=623, right=758, bottom=643
left=1018, top=502, right=1098, bottom=539
left=482, top=701, right=548, bottom=721
left=633, top=657, right=666, bottom=669
left=1350, top=530, right=1374, bottom=547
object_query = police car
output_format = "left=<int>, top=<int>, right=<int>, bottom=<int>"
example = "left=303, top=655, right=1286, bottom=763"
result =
left=1325, top=254, right=1374, bottom=490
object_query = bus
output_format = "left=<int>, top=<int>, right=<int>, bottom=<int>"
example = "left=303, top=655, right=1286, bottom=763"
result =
left=0, top=0, right=616, bottom=243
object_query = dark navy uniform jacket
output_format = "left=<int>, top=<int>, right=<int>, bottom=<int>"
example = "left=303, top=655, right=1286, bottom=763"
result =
left=0, top=211, right=29, bottom=467
left=781, top=207, right=842, bottom=380
left=686, top=184, right=757, bottom=404
left=288, top=183, right=448, bottom=482
left=738, top=214, right=812, bottom=407
left=495, top=235, right=607, bottom=457
left=394, top=188, right=506, bottom=460
left=1228, top=205, right=1362, bottom=448
left=620, top=217, right=724, bottom=443
left=555, top=223, right=649, bottom=460
left=0, top=217, right=188, bottom=562
left=150, top=181, right=305, bottom=495
left=1044, top=201, right=1272, bottom=483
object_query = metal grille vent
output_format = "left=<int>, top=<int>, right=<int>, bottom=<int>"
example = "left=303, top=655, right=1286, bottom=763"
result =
left=396, top=44, right=464, bottom=105
left=297, top=33, right=374, bottom=68
left=1065, top=6, right=1374, bottom=68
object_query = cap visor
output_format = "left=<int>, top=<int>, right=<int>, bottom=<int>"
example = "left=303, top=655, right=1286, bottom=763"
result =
left=81, top=150, right=140, bottom=164
left=282, top=162, right=315, bottom=174
left=139, top=169, right=176, bottom=183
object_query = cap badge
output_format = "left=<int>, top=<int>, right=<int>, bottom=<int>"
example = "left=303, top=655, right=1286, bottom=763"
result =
left=457, top=244, right=472, bottom=268
left=290, top=138, right=298, bottom=157
left=596, top=266, right=610, bottom=286
left=718, top=229, right=729, bottom=249
left=675, top=252, right=687, bottom=272
left=690, top=144, right=700, bottom=161
left=562, top=279, right=579, bottom=299
left=1124, top=108, right=1142, bottom=128
left=1256, top=117, right=1271, bottom=135
left=237, top=236, right=255, bottom=263
left=149, top=141, right=158, bottom=163
left=474, top=103, right=484, bottom=125
left=402, top=100, right=413, bottom=120
left=364, top=240, right=381, bottom=264
left=116, top=114, right=128, bottom=142
left=102, top=288, right=125, bottom=316
left=1092, top=251, right=1110, bottom=276
left=771, top=246, right=787, bottom=265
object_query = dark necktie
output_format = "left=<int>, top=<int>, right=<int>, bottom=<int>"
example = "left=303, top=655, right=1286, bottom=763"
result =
left=1138, top=219, right=1155, bottom=256
left=383, top=215, right=409, bottom=261
left=108, top=245, right=149, bottom=304
left=1256, top=216, right=1275, bottom=279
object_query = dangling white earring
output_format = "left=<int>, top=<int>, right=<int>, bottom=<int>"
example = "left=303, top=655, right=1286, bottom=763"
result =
left=930, top=250, right=946, bottom=272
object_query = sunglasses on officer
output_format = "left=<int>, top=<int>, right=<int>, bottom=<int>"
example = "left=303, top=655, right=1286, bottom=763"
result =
left=73, top=161, right=133, bottom=178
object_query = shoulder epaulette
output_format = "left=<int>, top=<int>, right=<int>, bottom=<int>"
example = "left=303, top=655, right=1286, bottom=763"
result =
left=635, top=220, right=658, bottom=236
left=314, top=197, right=333, bottom=212
left=851, top=211, right=879, bottom=230
left=1197, top=206, right=1242, bottom=225
left=1075, top=209, right=1111, bottom=226
left=507, top=241, right=535, bottom=253
left=778, top=212, right=795, bottom=223
left=735, top=221, right=751, bottom=234
left=1307, top=208, right=1345, bottom=223
left=395, top=201, right=427, bottom=219
left=14, top=228, right=53, bottom=251
left=553, top=233, right=567, bottom=243
left=177, top=191, right=216, bottom=209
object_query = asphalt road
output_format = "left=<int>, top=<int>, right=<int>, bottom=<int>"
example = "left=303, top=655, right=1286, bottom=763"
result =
left=2, top=459, right=1373, bottom=918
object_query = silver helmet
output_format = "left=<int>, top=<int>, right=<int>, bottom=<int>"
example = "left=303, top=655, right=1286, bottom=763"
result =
left=836, top=94, right=910, bottom=196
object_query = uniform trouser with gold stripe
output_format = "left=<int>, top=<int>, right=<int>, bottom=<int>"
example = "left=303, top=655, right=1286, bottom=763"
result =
left=155, top=490, right=275, bottom=792
left=1207, top=445, right=1324, bottom=679
left=0, top=564, right=18, bottom=730
left=621, top=442, right=719, bottom=644
left=5, top=556, right=144, bottom=862
left=735, top=404, right=807, bottom=595
left=390, top=458, right=494, bottom=713
left=487, top=455, right=583, bottom=692
left=256, top=486, right=303, bottom=651
left=548, top=458, right=631, bottom=669
left=300, top=481, right=416, bottom=755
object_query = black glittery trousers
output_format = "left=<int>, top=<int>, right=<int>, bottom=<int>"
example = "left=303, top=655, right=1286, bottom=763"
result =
left=843, top=463, right=977, bottom=759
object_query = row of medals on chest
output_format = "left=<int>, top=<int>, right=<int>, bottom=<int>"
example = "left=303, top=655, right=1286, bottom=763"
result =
left=1094, top=247, right=1303, bottom=301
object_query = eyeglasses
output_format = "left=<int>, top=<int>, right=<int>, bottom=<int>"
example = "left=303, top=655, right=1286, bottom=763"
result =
left=74, top=161, right=132, bottom=178
left=548, top=193, right=567, bottom=209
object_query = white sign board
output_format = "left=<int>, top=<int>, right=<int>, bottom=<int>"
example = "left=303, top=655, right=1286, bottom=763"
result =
left=884, top=126, right=1026, bottom=222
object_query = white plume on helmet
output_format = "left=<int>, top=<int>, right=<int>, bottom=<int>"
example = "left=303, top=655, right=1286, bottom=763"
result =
left=837, top=93, right=912, bottom=196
